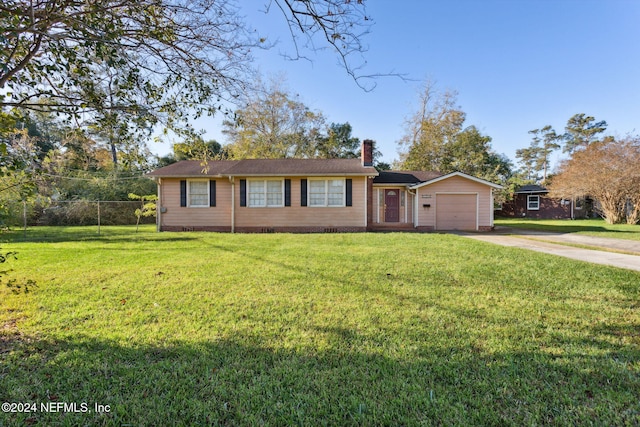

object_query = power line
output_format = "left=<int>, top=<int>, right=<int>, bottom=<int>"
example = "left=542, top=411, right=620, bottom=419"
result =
left=40, top=172, right=149, bottom=181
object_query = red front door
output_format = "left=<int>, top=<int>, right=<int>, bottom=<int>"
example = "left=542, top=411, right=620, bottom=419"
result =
left=384, top=189, right=400, bottom=222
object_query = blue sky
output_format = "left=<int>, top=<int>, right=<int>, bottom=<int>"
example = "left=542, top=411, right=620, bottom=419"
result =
left=160, top=0, right=640, bottom=170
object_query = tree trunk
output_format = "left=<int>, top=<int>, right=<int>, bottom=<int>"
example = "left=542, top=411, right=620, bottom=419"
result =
left=626, top=198, right=640, bottom=225
left=110, top=137, right=118, bottom=166
left=599, top=195, right=626, bottom=224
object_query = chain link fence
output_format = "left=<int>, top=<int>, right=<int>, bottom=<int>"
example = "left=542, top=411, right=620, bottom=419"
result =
left=31, top=200, right=155, bottom=227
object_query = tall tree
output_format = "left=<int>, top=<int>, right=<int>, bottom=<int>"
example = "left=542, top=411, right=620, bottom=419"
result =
left=442, top=126, right=489, bottom=175
left=315, top=122, right=360, bottom=159
left=81, top=63, right=157, bottom=168
left=521, top=125, right=561, bottom=182
left=222, top=79, right=326, bottom=159
left=0, top=125, right=40, bottom=224
left=538, top=125, right=561, bottom=181
left=173, top=139, right=225, bottom=161
left=398, top=80, right=465, bottom=171
left=515, top=145, right=540, bottom=182
left=563, top=113, right=608, bottom=153
left=1, top=0, right=377, bottom=142
left=397, top=81, right=510, bottom=183
left=549, top=137, right=640, bottom=224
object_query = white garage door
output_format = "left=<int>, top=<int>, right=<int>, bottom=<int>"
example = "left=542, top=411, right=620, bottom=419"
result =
left=436, top=194, right=477, bottom=230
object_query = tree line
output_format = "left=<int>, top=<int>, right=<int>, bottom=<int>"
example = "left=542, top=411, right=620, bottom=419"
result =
left=1, top=1, right=637, bottom=226
left=394, top=81, right=639, bottom=225
left=2, top=75, right=638, bottom=226
left=0, top=0, right=379, bottom=226
left=513, top=113, right=639, bottom=224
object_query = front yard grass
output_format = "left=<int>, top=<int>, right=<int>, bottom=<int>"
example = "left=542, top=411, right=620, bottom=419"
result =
left=495, top=218, right=640, bottom=241
left=1, top=227, right=639, bottom=425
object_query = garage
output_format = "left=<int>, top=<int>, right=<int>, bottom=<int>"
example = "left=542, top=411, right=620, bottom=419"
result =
left=436, top=193, right=477, bottom=230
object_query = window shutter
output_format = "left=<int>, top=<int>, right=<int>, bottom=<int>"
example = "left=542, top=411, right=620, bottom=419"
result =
left=180, top=180, right=187, bottom=207
left=345, top=179, right=352, bottom=207
left=284, top=179, right=291, bottom=207
left=300, top=179, right=307, bottom=206
left=209, top=180, right=216, bottom=207
left=240, top=179, right=247, bottom=207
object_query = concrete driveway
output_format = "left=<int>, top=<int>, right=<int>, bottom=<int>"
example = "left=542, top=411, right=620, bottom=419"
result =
left=455, top=227, right=640, bottom=272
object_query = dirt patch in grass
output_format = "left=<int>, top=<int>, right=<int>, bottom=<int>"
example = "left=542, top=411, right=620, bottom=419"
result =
left=0, top=316, right=28, bottom=354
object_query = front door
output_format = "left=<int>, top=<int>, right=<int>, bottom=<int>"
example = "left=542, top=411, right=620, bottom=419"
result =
left=384, top=189, right=400, bottom=222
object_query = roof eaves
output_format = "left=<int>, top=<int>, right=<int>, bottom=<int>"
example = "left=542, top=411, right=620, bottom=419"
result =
left=409, top=171, right=503, bottom=189
left=515, top=190, right=549, bottom=194
left=148, top=174, right=228, bottom=179
left=232, top=172, right=378, bottom=177
left=372, top=182, right=416, bottom=187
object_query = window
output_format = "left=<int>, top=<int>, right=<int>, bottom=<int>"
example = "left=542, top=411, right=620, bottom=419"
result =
left=248, top=180, right=283, bottom=207
left=309, top=179, right=345, bottom=207
left=527, top=195, right=540, bottom=210
left=188, top=180, right=209, bottom=207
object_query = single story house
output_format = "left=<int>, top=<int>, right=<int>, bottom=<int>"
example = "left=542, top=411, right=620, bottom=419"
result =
left=499, top=184, right=588, bottom=219
left=147, top=141, right=502, bottom=232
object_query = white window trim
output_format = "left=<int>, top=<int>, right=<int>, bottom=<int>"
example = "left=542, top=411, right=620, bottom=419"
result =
left=527, top=195, right=540, bottom=211
left=247, top=179, right=284, bottom=208
left=308, top=178, right=346, bottom=207
left=188, top=179, right=209, bottom=208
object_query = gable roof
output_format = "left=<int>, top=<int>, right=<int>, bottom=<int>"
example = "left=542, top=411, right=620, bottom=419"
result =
left=373, top=170, right=443, bottom=185
left=225, top=158, right=377, bottom=176
left=515, top=184, right=548, bottom=194
left=147, top=158, right=378, bottom=178
left=410, top=171, right=503, bottom=189
left=373, top=170, right=502, bottom=189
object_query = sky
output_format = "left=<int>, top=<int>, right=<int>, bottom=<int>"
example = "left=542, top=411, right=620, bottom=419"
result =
left=153, top=0, right=640, bottom=170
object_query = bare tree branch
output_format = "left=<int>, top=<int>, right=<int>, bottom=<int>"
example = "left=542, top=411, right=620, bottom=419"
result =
left=266, top=0, right=407, bottom=91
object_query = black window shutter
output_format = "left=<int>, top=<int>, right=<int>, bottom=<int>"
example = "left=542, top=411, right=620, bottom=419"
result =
left=180, top=180, right=187, bottom=207
left=284, top=179, right=291, bottom=207
left=300, top=179, right=307, bottom=206
left=240, top=179, right=247, bottom=207
left=209, top=180, right=216, bottom=207
left=345, top=179, right=352, bottom=207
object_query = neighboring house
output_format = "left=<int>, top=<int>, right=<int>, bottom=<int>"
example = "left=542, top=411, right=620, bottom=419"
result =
left=147, top=141, right=502, bottom=232
left=499, top=184, right=587, bottom=219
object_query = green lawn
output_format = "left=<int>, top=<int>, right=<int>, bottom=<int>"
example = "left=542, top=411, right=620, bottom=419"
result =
left=1, top=226, right=639, bottom=425
left=495, top=218, right=640, bottom=241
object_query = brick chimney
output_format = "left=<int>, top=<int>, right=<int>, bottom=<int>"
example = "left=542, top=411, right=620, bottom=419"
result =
left=361, top=139, right=374, bottom=167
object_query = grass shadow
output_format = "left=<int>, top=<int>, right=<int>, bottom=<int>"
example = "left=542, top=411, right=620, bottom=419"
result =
left=0, top=229, right=200, bottom=244
left=496, top=219, right=640, bottom=235
left=502, top=222, right=613, bottom=233
left=1, top=326, right=639, bottom=426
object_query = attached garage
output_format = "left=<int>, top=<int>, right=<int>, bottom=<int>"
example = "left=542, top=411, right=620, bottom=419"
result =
left=412, top=172, right=502, bottom=232
left=435, top=193, right=477, bottom=230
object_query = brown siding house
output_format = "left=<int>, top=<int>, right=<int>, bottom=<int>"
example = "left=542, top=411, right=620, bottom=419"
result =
left=148, top=141, right=502, bottom=232
left=499, top=184, right=587, bottom=219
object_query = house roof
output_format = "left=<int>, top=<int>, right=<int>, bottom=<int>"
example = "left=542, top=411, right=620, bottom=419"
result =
left=373, top=170, right=443, bottom=185
left=226, top=158, right=377, bottom=176
left=374, top=170, right=502, bottom=190
left=146, top=160, right=239, bottom=177
left=147, top=158, right=378, bottom=178
left=515, top=184, right=548, bottom=194
left=410, top=171, right=503, bottom=190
